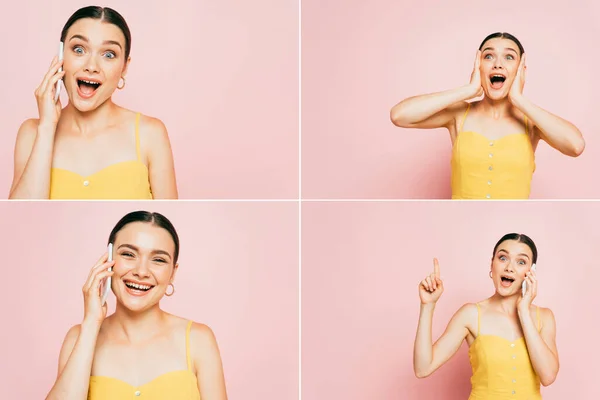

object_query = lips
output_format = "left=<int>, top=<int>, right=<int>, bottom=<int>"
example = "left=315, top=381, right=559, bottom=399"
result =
left=489, top=73, right=506, bottom=90
left=123, top=279, right=155, bottom=296
left=500, top=275, right=515, bottom=288
left=76, top=77, right=102, bottom=99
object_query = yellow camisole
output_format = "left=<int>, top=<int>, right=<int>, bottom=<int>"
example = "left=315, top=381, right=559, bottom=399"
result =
left=468, top=303, right=542, bottom=400
left=88, top=320, right=201, bottom=400
left=451, top=104, right=535, bottom=200
left=49, top=113, right=153, bottom=199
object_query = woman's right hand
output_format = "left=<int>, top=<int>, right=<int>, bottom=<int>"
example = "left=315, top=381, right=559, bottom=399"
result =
left=419, top=258, right=444, bottom=304
left=35, top=56, right=65, bottom=127
left=82, top=252, right=115, bottom=327
left=468, top=50, right=483, bottom=98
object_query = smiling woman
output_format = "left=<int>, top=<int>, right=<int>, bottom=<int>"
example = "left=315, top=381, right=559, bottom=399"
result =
left=9, top=6, right=178, bottom=199
left=390, top=32, right=585, bottom=200
left=45, top=211, right=227, bottom=400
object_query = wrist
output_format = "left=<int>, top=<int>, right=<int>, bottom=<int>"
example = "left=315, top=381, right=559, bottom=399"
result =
left=420, top=302, right=436, bottom=311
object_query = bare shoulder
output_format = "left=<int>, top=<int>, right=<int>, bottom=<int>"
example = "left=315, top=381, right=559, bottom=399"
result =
left=189, top=322, right=219, bottom=348
left=138, top=114, right=169, bottom=140
left=63, top=324, right=82, bottom=346
left=15, top=118, right=40, bottom=144
left=455, top=302, right=478, bottom=321
left=536, top=305, right=556, bottom=325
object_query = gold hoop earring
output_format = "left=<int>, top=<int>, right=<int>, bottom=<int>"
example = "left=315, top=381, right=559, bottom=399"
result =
left=117, top=77, right=126, bottom=90
left=489, top=271, right=493, bottom=279
left=165, top=283, right=175, bottom=297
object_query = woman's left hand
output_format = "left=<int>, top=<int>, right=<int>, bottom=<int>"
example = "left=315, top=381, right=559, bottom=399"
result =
left=517, top=266, right=537, bottom=311
left=509, top=53, right=526, bottom=104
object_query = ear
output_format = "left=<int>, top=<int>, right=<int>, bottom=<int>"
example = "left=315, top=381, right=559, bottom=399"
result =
left=121, top=56, right=132, bottom=78
left=170, top=263, right=179, bottom=282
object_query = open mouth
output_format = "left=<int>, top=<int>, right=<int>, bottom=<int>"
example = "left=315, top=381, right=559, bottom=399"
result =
left=77, top=79, right=102, bottom=98
left=500, top=276, right=515, bottom=287
left=123, top=280, right=155, bottom=294
left=489, top=74, right=506, bottom=90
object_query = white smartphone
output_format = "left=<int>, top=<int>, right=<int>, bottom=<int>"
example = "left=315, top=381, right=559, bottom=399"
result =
left=101, top=243, right=113, bottom=306
left=54, top=41, right=64, bottom=102
left=522, top=263, right=536, bottom=296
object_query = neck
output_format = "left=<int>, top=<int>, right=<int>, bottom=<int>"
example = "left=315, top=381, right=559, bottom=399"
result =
left=61, top=99, right=119, bottom=136
left=109, top=302, right=168, bottom=343
left=489, top=292, right=520, bottom=314
left=479, top=95, right=512, bottom=119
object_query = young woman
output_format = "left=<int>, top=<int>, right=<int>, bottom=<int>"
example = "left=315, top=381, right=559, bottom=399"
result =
left=45, top=211, right=226, bottom=400
left=391, top=33, right=584, bottom=199
left=10, top=6, right=178, bottom=199
left=414, top=233, right=558, bottom=399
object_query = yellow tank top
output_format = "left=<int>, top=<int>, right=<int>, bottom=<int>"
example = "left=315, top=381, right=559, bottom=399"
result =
left=49, top=113, right=153, bottom=199
left=468, top=303, right=542, bottom=400
left=88, top=320, right=201, bottom=400
left=451, top=104, right=535, bottom=200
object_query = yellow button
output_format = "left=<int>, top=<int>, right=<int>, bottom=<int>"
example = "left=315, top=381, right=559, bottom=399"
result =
left=510, top=343, right=515, bottom=347
left=489, top=153, right=493, bottom=158
left=83, top=180, right=90, bottom=187
left=488, top=180, right=492, bottom=185
left=512, top=390, right=516, bottom=395
left=512, top=379, right=516, bottom=383
left=489, top=166, right=493, bottom=171
left=489, top=141, right=494, bottom=146
left=135, top=390, right=141, bottom=396
left=486, top=194, right=491, bottom=199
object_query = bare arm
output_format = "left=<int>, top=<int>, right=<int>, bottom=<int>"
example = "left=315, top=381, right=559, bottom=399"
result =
left=192, top=323, right=228, bottom=400
left=414, top=303, right=472, bottom=378
left=519, top=307, right=559, bottom=386
left=390, top=50, right=482, bottom=130
left=390, top=86, right=475, bottom=129
left=145, top=117, right=178, bottom=199
left=9, top=120, right=56, bottom=199
left=512, top=96, right=584, bottom=157
left=45, top=322, right=101, bottom=400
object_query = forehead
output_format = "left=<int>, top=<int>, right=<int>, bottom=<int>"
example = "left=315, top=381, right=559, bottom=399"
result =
left=481, top=38, right=518, bottom=53
left=66, top=18, right=125, bottom=45
left=496, top=240, right=532, bottom=257
left=115, top=222, right=175, bottom=251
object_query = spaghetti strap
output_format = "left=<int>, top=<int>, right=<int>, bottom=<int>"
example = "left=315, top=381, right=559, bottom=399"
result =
left=134, top=112, right=142, bottom=161
left=185, top=320, right=193, bottom=371
left=459, top=103, right=471, bottom=132
left=524, top=115, right=529, bottom=135
left=475, top=303, right=481, bottom=336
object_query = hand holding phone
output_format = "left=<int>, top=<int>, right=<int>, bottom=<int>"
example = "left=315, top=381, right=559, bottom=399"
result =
left=54, top=41, right=64, bottom=102
left=522, top=263, right=536, bottom=297
left=101, top=243, right=113, bottom=306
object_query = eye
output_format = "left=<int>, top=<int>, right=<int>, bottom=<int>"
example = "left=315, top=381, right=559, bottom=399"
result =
left=73, top=45, right=84, bottom=55
left=506, top=54, right=514, bottom=60
left=153, top=258, right=167, bottom=263
left=518, top=260, right=526, bottom=265
left=104, top=51, right=116, bottom=59
left=121, top=252, right=134, bottom=258
left=499, top=255, right=507, bottom=261
left=484, top=54, right=492, bottom=59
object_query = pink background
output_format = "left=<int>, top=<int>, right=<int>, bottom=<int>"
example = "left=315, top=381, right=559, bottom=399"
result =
left=302, top=0, right=600, bottom=199
left=0, top=201, right=299, bottom=399
left=302, top=201, right=600, bottom=399
left=0, top=0, right=298, bottom=199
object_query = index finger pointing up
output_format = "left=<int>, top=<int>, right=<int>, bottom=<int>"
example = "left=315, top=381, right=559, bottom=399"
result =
left=433, top=258, right=440, bottom=277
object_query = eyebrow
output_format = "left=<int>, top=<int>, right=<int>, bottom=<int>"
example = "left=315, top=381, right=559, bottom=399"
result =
left=482, top=46, right=518, bottom=55
left=117, top=244, right=172, bottom=259
left=68, top=34, right=122, bottom=50
left=498, top=249, right=530, bottom=259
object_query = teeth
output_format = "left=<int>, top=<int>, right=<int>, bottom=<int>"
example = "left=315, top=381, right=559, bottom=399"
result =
left=126, top=282, right=152, bottom=290
left=80, top=79, right=100, bottom=85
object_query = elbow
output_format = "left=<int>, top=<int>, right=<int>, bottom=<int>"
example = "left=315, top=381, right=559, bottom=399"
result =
left=390, top=106, right=409, bottom=128
left=540, top=374, right=557, bottom=387
left=414, top=367, right=431, bottom=379
left=570, top=137, right=585, bottom=157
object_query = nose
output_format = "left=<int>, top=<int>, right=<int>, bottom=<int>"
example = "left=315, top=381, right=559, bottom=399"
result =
left=503, top=262, right=515, bottom=273
left=132, top=259, right=151, bottom=278
left=83, top=55, right=100, bottom=74
left=493, top=58, right=504, bottom=70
